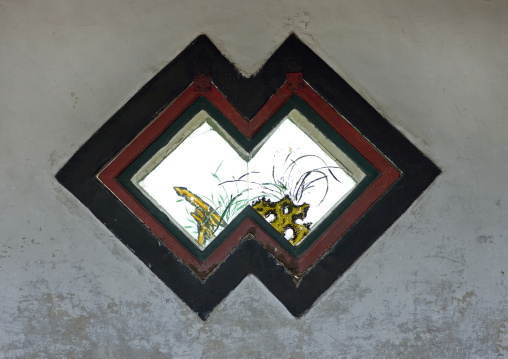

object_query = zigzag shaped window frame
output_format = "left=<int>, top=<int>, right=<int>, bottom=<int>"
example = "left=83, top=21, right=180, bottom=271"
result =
left=56, top=35, right=440, bottom=319
left=96, top=76, right=397, bottom=277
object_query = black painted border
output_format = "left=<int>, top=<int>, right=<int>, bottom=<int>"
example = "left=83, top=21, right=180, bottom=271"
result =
left=56, top=34, right=440, bottom=319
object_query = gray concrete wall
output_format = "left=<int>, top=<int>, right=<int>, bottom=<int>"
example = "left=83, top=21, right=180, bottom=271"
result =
left=1, top=1, right=507, bottom=358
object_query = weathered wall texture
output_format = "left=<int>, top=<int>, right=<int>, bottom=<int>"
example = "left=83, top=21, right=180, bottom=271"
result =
left=1, top=1, right=507, bottom=358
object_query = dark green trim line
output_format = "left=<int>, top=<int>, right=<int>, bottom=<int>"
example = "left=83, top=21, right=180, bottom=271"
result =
left=118, top=95, right=379, bottom=261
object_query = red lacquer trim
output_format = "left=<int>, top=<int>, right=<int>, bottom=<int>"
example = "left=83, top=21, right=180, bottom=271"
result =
left=97, top=73, right=400, bottom=278
left=245, top=73, right=298, bottom=137
left=97, top=84, right=209, bottom=272
left=98, top=85, right=200, bottom=180
left=202, top=85, right=250, bottom=135
left=202, top=74, right=295, bottom=138
left=296, top=84, right=397, bottom=174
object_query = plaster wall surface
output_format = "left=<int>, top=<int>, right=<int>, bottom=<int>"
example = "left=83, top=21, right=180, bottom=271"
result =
left=1, top=1, right=507, bottom=358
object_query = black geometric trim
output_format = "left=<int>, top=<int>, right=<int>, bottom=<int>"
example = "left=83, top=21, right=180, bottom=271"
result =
left=56, top=34, right=440, bottom=319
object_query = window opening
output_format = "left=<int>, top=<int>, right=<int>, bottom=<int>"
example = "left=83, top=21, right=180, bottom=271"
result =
left=57, top=35, right=440, bottom=319
left=132, top=108, right=362, bottom=249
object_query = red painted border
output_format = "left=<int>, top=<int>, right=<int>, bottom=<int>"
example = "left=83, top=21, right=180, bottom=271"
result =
left=97, top=74, right=399, bottom=277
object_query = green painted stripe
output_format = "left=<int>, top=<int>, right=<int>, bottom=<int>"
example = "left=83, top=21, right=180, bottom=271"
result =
left=118, top=95, right=379, bottom=261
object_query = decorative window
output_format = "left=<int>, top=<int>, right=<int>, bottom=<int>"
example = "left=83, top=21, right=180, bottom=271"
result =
left=57, top=35, right=440, bottom=319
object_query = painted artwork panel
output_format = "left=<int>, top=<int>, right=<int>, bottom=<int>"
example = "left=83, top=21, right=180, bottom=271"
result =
left=138, top=121, right=249, bottom=248
left=136, top=113, right=358, bottom=249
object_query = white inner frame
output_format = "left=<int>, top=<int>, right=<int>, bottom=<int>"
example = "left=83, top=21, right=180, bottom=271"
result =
left=131, top=109, right=366, bottom=249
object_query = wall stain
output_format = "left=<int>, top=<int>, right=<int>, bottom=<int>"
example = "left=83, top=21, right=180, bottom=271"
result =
left=477, top=235, right=494, bottom=244
left=451, top=290, right=476, bottom=317
left=107, top=301, right=120, bottom=314
left=497, top=321, right=508, bottom=356
left=70, top=92, right=78, bottom=108
left=283, top=12, right=311, bottom=31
